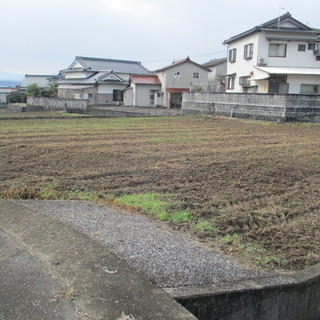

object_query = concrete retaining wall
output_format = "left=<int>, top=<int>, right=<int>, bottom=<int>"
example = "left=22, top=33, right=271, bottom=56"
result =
left=171, top=264, right=320, bottom=320
left=182, top=93, right=320, bottom=122
left=27, top=97, right=89, bottom=113
left=5, top=104, right=26, bottom=113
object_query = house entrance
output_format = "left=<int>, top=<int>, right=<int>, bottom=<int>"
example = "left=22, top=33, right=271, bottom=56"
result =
left=268, top=76, right=289, bottom=94
left=169, top=92, right=182, bottom=108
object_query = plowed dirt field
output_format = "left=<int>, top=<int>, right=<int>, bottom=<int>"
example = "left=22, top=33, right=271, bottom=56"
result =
left=1, top=116, right=319, bottom=270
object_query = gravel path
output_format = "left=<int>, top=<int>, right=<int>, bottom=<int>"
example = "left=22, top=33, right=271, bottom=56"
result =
left=14, top=200, right=294, bottom=288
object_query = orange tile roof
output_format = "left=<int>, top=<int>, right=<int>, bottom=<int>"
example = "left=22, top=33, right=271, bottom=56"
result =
left=131, top=74, right=161, bottom=85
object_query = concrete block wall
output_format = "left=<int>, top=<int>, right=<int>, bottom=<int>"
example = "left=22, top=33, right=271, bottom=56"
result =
left=175, top=264, right=320, bottom=320
left=182, top=93, right=320, bottom=122
left=27, top=97, right=89, bottom=113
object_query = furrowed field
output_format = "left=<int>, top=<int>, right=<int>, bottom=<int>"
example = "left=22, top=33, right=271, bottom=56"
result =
left=1, top=115, right=319, bottom=270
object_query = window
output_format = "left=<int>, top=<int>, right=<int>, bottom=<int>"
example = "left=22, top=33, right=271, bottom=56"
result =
left=268, top=43, right=287, bottom=57
left=75, top=92, right=81, bottom=99
left=308, top=43, right=316, bottom=50
left=229, top=49, right=237, bottom=63
left=193, top=72, right=199, bottom=79
left=113, top=89, right=123, bottom=101
left=149, top=93, right=155, bottom=106
left=300, top=84, right=319, bottom=94
left=174, top=72, right=180, bottom=79
left=227, top=76, right=235, bottom=90
left=298, top=44, right=306, bottom=52
left=88, top=93, right=93, bottom=99
left=244, top=43, right=254, bottom=60
left=239, top=76, right=250, bottom=86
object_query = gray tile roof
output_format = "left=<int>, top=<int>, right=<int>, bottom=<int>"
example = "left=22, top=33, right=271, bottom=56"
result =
left=74, top=56, right=151, bottom=74
left=19, top=74, right=54, bottom=88
left=202, top=58, right=227, bottom=68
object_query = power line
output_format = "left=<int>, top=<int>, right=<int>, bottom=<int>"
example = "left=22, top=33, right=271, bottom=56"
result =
left=143, top=49, right=226, bottom=64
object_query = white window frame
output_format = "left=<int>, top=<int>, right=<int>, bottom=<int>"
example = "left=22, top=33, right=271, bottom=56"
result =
left=229, top=49, right=237, bottom=63
left=227, top=76, right=235, bottom=90
left=193, top=72, right=199, bottom=79
left=300, top=84, right=319, bottom=94
left=298, top=44, right=306, bottom=52
left=174, top=72, right=180, bottom=79
left=268, top=43, right=287, bottom=57
left=244, top=43, right=253, bottom=60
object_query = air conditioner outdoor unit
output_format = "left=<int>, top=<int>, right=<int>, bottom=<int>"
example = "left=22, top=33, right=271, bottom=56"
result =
left=258, top=58, right=268, bottom=65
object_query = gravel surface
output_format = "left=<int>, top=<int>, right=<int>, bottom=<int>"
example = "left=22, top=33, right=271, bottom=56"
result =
left=14, top=200, right=295, bottom=288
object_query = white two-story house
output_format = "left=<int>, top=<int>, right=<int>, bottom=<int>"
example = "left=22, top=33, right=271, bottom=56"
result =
left=223, top=12, right=320, bottom=94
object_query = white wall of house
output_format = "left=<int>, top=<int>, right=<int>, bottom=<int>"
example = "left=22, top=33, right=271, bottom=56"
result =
left=97, top=83, right=127, bottom=94
left=0, top=93, right=7, bottom=103
left=124, top=88, right=133, bottom=106
left=64, top=71, right=93, bottom=79
left=132, top=84, right=161, bottom=107
left=287, top=75, right=320, bottom=94
left=257, top=33, right=320, bottom=68
left=226, top=33, right=260, bottom=92
left=225, top=20, right=320, bottom=94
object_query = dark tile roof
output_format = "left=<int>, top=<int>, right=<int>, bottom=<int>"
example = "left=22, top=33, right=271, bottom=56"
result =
left=223, top=12, right=320, bottom=44
left=72, top=56, right=151, bottom=75
left=202, top=58, right=227, bottom=68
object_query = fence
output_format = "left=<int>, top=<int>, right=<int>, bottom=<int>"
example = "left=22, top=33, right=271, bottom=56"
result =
left=182, top=93, right=320, bottom=122
left=27, top=97, right=89, bottom=113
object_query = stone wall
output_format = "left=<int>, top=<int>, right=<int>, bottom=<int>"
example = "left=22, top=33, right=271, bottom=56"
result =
left=182, top=93, right=320, bottom=122
left=27, top=97, right=89, bottom=113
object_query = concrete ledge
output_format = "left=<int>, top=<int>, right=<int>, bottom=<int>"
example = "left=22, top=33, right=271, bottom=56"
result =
left=168, top=264, right=320, bottom=320
left=0, top=200, right=196, bottom=320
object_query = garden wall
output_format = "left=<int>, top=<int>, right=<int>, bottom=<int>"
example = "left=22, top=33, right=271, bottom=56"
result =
left=27, top=97, right=89, bottom=113
left=182, top=93, right=320, bottom=122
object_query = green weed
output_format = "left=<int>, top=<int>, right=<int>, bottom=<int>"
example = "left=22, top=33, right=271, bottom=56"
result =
left=220, top=233, right=241, bottom=245
left=169, top=210, right=192, bottom=223
left=40, top=182, right=60, bottom=199
left=194, top=218, right=218, bottom=234
left=264, top=256, right=288, bottom=266
left=114, top=193, right=193, bottom=223
left=115, top=193, right=169, bottom=216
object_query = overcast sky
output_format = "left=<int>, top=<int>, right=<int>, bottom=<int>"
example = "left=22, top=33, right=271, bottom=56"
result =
left=1, top=0, right=319, bottom=77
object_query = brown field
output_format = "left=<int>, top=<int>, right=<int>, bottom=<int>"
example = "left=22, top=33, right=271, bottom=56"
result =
left=0, top=115, right=319, bottom=271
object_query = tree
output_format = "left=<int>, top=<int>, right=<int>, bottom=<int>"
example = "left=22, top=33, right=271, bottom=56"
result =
left=8, top=91, right=27, bottom=103
left=27, top=83, right=58, bottom=98
left=27, top=84, right=41, bottom=97
left=40, top=84, right=58, bottom=98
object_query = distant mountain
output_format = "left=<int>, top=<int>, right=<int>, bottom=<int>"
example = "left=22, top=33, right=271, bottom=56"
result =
left=0, top=80, right=20, bottom=87
left=0, top=71, right=24, bottom=82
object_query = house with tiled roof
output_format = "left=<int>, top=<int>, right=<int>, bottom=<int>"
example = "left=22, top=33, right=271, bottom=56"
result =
left=154, top=57, right=210, bottom=108
left=56, top=56, right=151, bottom=105
left=124, top=74, right=161, bottom=107
left=202, top=57, right=227, bottom=92
left=223, top=12, right=320, bottom=94
left=17, top=74, right=56, bottom=91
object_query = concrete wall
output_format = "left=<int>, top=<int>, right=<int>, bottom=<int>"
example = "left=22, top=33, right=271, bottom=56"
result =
left=27, top=97, right=89, bottom=113
left=174, top=264, right=320, bottom=320
left=182, top=92, right=320, bottom=122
